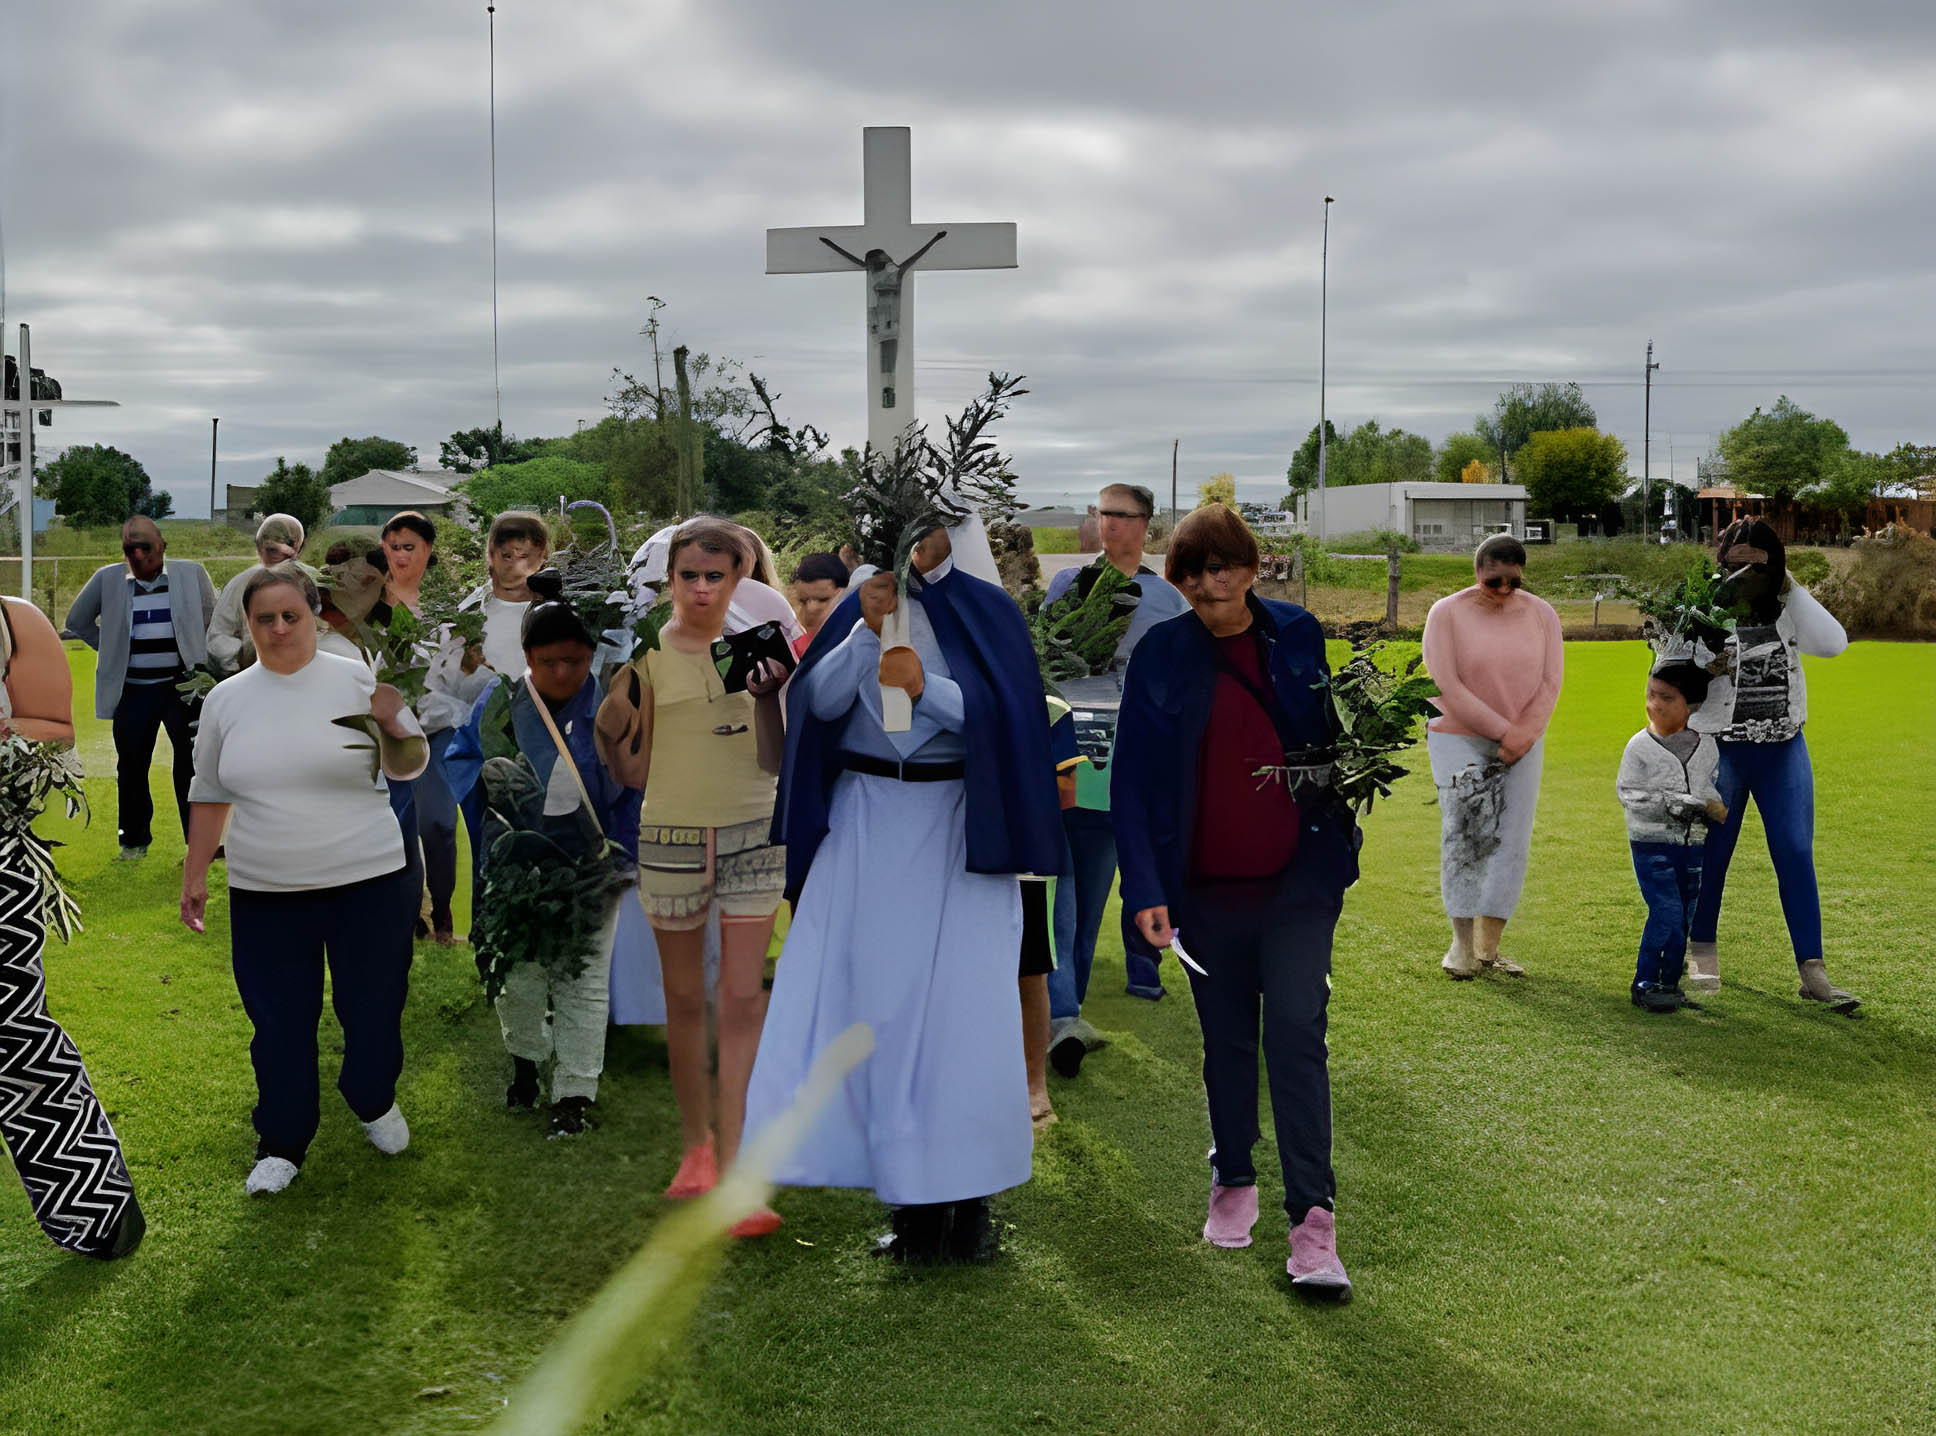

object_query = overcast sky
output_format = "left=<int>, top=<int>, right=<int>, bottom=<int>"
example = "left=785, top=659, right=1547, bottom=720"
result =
left=5, top=0, right=1934, bottom=516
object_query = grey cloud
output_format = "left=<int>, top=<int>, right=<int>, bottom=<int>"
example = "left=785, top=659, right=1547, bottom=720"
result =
left=6, top=0, right=1934, bottom=518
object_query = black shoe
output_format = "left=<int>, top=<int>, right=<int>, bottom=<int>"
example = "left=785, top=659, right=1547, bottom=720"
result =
left=79, top=1195, right=147, bottom=1262
left=1049, top=1033, right=1087, bottom=1080
left=548, top=1095, right=597, bottom=1137
left=877, top=1203, right=950, bottom=1264
left=1632, top=983, right=1692, bottom=1013
left=946, top=1197, right=996, bottom=1263
left=506, top=1057, right=540, bottom=1109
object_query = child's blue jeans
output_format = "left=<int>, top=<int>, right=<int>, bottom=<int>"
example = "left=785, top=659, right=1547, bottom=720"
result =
left=1631, top=841, right=1703, bottom=990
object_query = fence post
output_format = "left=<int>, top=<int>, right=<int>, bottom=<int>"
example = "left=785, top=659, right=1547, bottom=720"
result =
left=1384, top=541, right=1401, bottom=629
left=1292, top=546, right=1306, bottom=608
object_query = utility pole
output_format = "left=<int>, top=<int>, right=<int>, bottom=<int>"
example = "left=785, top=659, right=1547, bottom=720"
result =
left=1170, top=437, right=1178, bottom=529
left=1315, top=196, right=1334, bottom=542
left=1643, top=340, right=1660, bottom=542
left=209, top=417, right=219, bottom=521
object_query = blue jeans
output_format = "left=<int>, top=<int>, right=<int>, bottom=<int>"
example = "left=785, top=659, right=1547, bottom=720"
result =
left=417, top=730, right=462, bottom=930
left=1631, top=842, right=1702, bottom=990
left=1045, top=808, right=1165, bottom=1022
left=1690, top=734, right=1821, bottom=966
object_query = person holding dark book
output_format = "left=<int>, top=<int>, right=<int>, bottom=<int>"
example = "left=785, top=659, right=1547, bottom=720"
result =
left=1040, top=483, right=1190, bottom=1076
left=595, top=517, right=789, bottom=1236
left=1112, top=502, right=1360, bottom=1297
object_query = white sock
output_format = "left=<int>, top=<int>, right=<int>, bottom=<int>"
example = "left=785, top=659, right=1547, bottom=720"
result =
left=246, top=1156, right=299, bottom=1195
left=360, top=1104, right=410, bottom=1155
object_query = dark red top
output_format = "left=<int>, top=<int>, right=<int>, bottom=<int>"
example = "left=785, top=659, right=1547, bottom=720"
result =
left=1191, top=630, right=1299, bottom=881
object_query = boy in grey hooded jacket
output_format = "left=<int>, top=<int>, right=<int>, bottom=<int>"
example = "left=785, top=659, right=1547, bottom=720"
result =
left=1617, top=662, right=1726, bottom=1011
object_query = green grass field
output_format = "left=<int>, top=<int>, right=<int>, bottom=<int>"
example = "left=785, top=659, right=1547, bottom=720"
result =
left=2, top=641, right=1932, bottom=1435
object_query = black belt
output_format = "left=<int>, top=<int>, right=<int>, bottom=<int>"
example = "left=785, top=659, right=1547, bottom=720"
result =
left=839, top=753, right=965, bottom=783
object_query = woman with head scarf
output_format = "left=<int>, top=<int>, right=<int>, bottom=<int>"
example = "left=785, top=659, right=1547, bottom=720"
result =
left=205, top=513, right=306, bottom=677
left=1684, top=519, right=1856, bottom=1009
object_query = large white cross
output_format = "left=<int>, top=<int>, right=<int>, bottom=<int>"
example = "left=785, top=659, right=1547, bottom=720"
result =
left=767, top=127, right=1017, bottom=459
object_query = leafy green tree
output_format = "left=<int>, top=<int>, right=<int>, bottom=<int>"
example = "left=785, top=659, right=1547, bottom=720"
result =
left=38, top=443, right=172, bottom=526
left=455, top=457, right=610, bottom=524
left=1285, top=421, right=1339, bottom=498
left=440, top=424, right=543, bottom=475
left=1514, top=428, right=1629, bottom=522
left=1881, top=441, right=1936, bottom=495
left=321, top=435, right=418, bottom=490
left=1475, top=382, right=1597, bottom=464
left=1436, top=431, right=1497, bottom=484
left=1286, top=418, right=1433, bottom=500
left=254, top=457, right=334, bottom=534
left=1717, top=396, right=1848, bottom=503
left=1199, top=474, right=1237, bottom=508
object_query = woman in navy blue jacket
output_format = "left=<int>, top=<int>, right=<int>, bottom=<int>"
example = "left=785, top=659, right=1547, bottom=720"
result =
left=1112, top=503, right=1360, bottom=1298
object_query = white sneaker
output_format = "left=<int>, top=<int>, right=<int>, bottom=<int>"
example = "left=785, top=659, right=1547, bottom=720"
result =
left=361, top=1104, right=410, bottom=1155
left=246, top=1156, right=299, bottom=1195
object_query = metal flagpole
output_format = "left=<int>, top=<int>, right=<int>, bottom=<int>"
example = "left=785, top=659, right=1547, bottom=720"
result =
left=1316, top=196, right=1334, bottom=542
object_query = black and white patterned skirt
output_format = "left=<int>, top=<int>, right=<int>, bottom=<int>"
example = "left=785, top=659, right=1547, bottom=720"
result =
left=0, top=840, right=144, bottom=1259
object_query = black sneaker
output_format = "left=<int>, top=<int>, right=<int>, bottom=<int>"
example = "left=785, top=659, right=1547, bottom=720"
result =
left=1632, top=983, right=1693, bottom=1013
left=1049, top=1033, right=1086, bottom=1079
left=547, top=1095, right=597, bottom=1137
left=945, top=1197, right=997, bottom=1263
left=506, top=1057, right=540, bottom=1109
left=876, top=1203, right=950, bottom=1264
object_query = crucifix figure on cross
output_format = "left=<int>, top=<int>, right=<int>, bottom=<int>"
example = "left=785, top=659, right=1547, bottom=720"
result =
left=768, top=127, right=1017, bottom=460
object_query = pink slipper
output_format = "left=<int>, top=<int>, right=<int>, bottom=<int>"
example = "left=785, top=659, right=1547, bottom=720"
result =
left=1287, top=1207, right=1352, bottom=1297
left=665, top=1138, right=717, bottom=1199
left=729, top=1206, right=783, bottom=1239
left=1203, top=1181, right=1259, bottom=1249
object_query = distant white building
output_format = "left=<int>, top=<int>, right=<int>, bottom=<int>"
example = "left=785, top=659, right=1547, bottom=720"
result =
left=1292, top=481, right=1528, bottom=550
left=329, top=467, right=466, bottom=527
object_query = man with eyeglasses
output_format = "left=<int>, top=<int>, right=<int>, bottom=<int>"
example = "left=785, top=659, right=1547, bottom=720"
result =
left=63, top=516, right=218, bottom=860
left=1041, top=483, right=1191, bottom=1077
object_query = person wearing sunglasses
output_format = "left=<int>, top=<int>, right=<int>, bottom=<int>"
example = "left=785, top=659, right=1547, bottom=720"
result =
left=1039, top=483, right=1192, bottom=1080
left=62, top=516, right=218, bottom=861
left=1420, top=533, right=1564, bottom=979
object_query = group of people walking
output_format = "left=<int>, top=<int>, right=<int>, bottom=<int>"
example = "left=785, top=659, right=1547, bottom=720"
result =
left=1, top=495, right=1859, bottom=1301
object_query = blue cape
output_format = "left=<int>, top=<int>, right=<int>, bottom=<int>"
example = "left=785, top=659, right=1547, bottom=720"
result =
left=773, top=567, right=1063, bottom=902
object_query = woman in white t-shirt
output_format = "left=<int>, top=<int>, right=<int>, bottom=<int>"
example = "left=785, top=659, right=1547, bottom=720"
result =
left=180, top=563, right=430, bottom=1197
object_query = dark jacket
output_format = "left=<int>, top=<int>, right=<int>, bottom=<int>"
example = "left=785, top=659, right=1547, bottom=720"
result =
left=1111, top=591, right=1359, bottom=929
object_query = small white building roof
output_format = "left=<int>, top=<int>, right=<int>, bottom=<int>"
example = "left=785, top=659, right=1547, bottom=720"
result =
left=1375, top=480, right=1529, bottom=500
left=328, top=467, right=461, bottom=506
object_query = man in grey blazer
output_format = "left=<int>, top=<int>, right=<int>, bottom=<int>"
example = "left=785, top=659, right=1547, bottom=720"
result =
left=63, top=516, right=217, bottom=859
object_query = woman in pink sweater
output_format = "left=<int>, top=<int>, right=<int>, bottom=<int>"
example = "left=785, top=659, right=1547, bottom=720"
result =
left=1420, top=534, right=1564, bottom=978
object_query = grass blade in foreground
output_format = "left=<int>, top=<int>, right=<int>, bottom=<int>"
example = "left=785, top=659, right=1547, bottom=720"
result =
left=488, top=1022, right=876, bottom=1435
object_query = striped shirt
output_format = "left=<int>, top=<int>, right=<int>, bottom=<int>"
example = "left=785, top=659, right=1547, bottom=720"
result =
left=126, top=573, right=183, bottom=685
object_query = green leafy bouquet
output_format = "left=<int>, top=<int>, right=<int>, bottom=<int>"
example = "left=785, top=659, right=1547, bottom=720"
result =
left=1252, top=640, right=1440, bottom=816
left=1638, top=570, right=1746, bottom=659
left=1029, top=561, right=1136, bottom=690
left=0, top=736, right=89, bottom=943
left=472, top=754, right=634, bottom=1003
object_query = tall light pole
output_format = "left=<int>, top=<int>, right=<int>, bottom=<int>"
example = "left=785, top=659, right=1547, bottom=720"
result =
left=1642, top=340, right=1659, bottom=542
left=1316, top=195, right=1334, bottom=542
left=209, top=417, right=219, bottom=521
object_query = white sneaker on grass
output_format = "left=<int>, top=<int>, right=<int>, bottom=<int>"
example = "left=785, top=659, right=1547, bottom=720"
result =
left=361, top=1104, right=410, bottom=1154
left=246, top=1157, right=299, bottom=1195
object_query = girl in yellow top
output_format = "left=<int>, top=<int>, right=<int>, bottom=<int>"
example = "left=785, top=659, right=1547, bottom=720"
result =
left=597, top=517, right=788, bottom=1236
